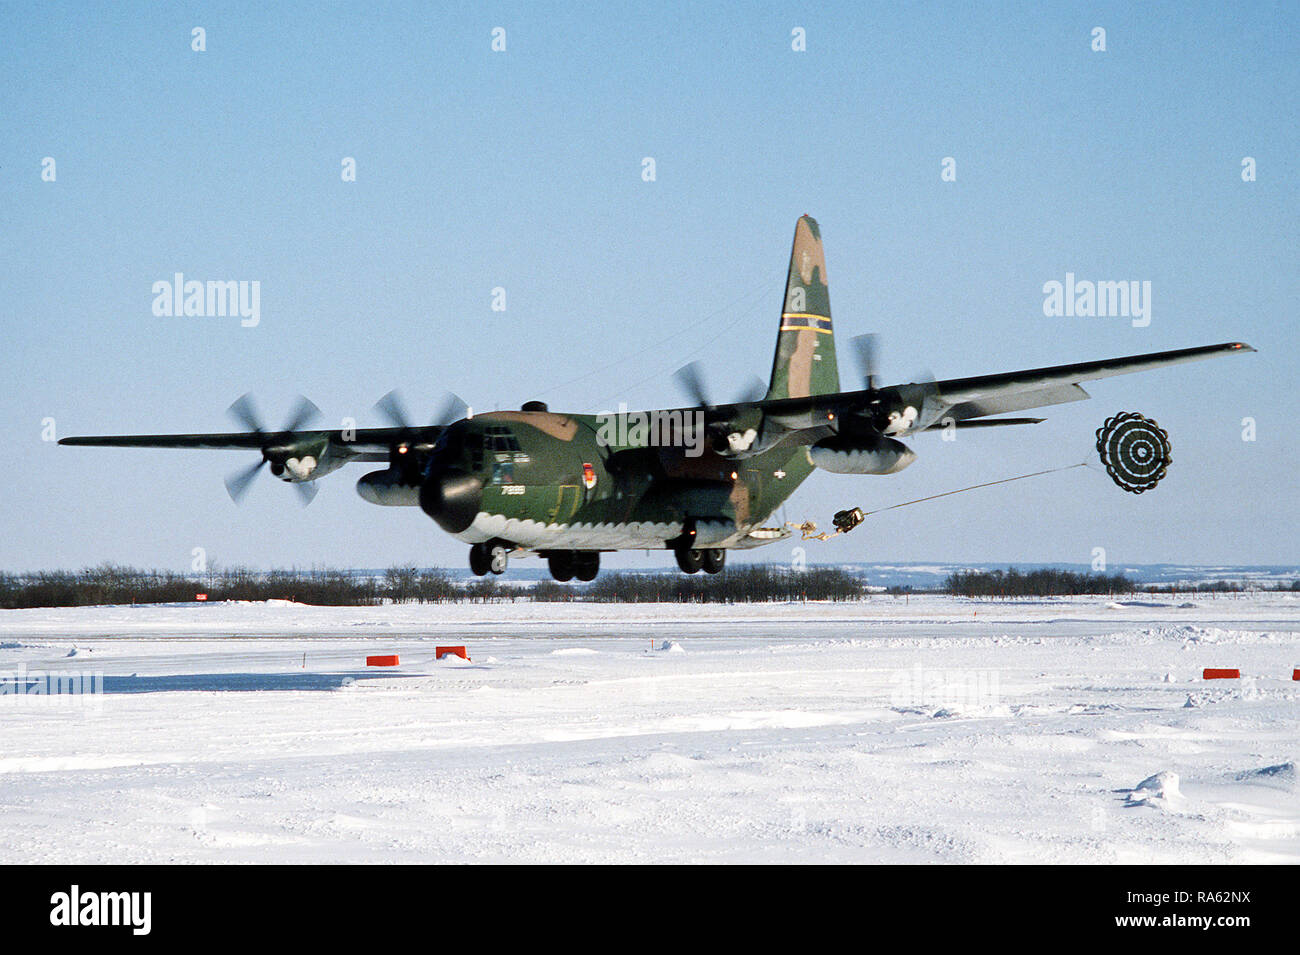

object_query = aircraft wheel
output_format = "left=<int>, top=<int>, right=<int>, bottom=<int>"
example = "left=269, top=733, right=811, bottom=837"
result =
left=574, top=552, right=600, bottom=582
left=548, top=553, right=574, bottom=582
left=675, top=547, right=704, bottom=574
left=701, top=548, right=726, bottom=574
left=489, top=544, right=509, bottom=575
left=468, top=543, right=491, bottom=576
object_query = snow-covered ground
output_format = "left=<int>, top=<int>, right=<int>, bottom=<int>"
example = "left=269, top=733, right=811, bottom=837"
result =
left=1, top=594, right=1297, bottom=863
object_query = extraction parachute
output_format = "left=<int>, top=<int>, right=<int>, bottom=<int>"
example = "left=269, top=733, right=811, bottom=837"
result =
left=1095, top=412, right=1171, bottom=494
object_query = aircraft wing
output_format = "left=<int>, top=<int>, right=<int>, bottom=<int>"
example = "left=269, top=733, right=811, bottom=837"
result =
left=661, top=340, right=1255, bottom=453
left=58, top=427, right=436, bottom=461
left=709, top=340, right=1256, bottom=427
left=927, top=341, right=1255, bottom=422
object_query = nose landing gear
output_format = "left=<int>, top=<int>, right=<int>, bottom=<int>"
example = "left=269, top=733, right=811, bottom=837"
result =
left=469, top=542, right=511, bottom=576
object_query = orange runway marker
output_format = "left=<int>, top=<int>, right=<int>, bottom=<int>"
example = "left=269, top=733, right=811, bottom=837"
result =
left=436, top=646, right=469, bottom=661
left=366, top=655, right=400, bottom=667
left=1202, top=668, right=1240, bottom=680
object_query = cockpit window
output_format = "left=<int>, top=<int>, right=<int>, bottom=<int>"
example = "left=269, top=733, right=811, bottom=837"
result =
left=483, top=425, right=521, bottom=453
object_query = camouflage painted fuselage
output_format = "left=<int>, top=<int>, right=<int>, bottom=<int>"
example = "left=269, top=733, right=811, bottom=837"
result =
left=437, top=410, right=814, bottom=551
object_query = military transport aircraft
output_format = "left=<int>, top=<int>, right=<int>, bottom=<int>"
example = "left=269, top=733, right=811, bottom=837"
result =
left=61, top=216, right=1254, bottom=581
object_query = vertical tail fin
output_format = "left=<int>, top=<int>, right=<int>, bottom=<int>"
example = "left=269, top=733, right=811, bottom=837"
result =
left=766, top=215, right=840, bottom=400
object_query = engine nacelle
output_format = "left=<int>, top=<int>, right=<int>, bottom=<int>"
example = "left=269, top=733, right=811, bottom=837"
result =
left=808, top=436, right=916, bottom=475
left=264, top=437, right=343, bottom=482
left=356, top=468, right=421, bottom=506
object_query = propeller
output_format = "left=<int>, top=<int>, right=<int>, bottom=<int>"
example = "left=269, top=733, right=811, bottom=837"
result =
left=849, top=333, right=881, bottom=391
left=734, top=376, right=767, bottom=404
left=223, top=456, right=267, bottom=504
left=223, top=394, right=323, bottom=504
left=672, top=362, right=767, bottom=408
left=373, top=390, right=469, bottom=483
left=670, top=363, right=767, bottom=456
left=374, top=389, right=468, bottom=432
left=847, top=335, right=942, bottom=435
left=434, top=392, right=469, bottom=427
left=227, top=393, right=268, bottom=439
left=673, top=361, right=712, bottom=409
left=375, top=389, right=414, bottom=431
left=280, top=395, right=323, bottom=434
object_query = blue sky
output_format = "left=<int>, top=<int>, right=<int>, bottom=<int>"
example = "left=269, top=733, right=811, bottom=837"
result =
left=1, top=1, right=1296, bottom=572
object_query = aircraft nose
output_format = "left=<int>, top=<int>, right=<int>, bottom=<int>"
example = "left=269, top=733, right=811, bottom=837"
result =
left=419, top=469, right=482, bottom=534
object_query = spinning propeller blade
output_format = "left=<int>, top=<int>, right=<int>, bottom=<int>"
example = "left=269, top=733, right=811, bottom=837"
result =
left=227, top=393, right=267, bottom=437
left=850, top=333, right=880, bottom=391
left=281, top=396, right=322, bottom=434
left=224, top=394, right=323, bottom=504
left=374, top=390, right=412, bottom=430
left=293, top=481, right=319, bottom=506
left=673, top=363, right=767, bottom=408
left=673, top=361, right=712, bottom=409
left=433, top=392, right=468, bottom=427
left=224, top=457, right=266, bottom=503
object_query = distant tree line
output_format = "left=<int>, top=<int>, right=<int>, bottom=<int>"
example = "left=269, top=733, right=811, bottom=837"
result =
left=2, top=563, right=1292, bottom=609
left=0, top=563, right=863, bottom=608
left=1143, top=579, right=1299, bottom=594
left=942, top=567, right=1138, bottom=597
left=436, top=566, right=864, bottom=604
left=943, top=569, right=1298, bottom=597
left=0, top=564, right=461, bottom=609
left=582, top=565, right=865, bottom=603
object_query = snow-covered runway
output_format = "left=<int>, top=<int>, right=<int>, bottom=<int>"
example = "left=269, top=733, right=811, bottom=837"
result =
left=1, top=595, right=1297, bottom=863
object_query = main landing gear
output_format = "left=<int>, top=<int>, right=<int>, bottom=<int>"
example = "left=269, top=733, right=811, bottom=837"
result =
left=470, top=544, right=602, bottom=581
left=546, top=551, right=600, bottom=582
left=469, top=541, right=510, bottom=576
left=675, top=546, right=726, bottom=575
